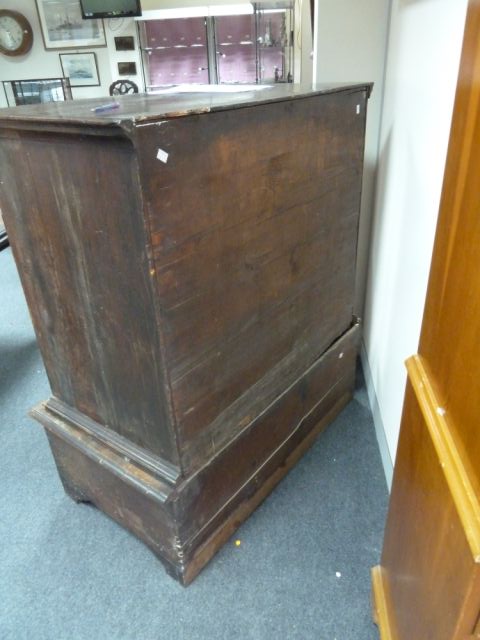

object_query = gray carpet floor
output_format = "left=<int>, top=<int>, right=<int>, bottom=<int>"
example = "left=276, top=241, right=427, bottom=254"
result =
left=0, top=245, right=388, bottom=640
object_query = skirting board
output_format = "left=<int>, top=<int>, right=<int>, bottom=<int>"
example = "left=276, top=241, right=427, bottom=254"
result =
left=360, top=341, right=393, bottom=490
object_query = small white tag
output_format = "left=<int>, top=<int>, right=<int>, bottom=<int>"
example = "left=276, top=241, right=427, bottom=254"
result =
left=356, top=104, right=361, bottom=115
left=157, top=148, right=169, bottom=163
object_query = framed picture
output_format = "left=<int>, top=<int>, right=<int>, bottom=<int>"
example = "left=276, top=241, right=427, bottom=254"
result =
left=118, top=62, right=137, bottom=76
left=60, top=52, right=100, bottom=87
left=3, top=78, right=72, bottom=106
left=114, top=36, right=135, bottom=51
left=35, top=0, right=106, bottom=50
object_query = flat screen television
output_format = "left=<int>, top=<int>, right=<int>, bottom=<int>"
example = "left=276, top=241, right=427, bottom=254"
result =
left=80, top=0, right=142, bottom=19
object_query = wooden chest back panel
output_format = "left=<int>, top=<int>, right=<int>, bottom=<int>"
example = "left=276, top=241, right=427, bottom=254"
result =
left=137, top=90, right=367, bottom=464
left=0, top=86, right=370, bottom=582
left=0, top=132, right=177, bottom=462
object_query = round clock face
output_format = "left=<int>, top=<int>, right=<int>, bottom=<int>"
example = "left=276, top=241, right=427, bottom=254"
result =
left=0, top=11, right=33, bottom=57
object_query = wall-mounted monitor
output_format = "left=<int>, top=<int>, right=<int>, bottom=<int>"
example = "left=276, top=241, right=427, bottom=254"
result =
left=80, top=0, right=142, bottom=19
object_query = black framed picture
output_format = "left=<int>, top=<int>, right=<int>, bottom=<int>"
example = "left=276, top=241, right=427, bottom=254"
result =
left=114, top=36, right=135, bottom=51
left=118, top=62, right=137, bottom=76
left=3, top=77, right=72, bottom=106
left=0, top=209, right=8, bottom=250
left=60, top=52, right=100, bottom=87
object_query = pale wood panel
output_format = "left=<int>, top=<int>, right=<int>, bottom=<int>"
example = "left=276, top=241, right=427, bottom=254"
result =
left=380, top=382, right=480, bottom=640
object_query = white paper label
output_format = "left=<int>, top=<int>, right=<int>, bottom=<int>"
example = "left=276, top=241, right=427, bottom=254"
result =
left=356, top=104, right=361, bottom=115
left=157, top=148, right=169, bottom=163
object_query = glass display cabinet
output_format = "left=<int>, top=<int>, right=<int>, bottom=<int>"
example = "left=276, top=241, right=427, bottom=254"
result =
left=214, top=12, right=257, bottom=84
left=140, top=17, right=210, bottom=87
left=138, top=2, right=294, bottom=90
left=256, top=3, right=294, bottom=83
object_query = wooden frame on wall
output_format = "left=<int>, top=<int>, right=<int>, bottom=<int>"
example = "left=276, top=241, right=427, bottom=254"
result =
left=35, top=0, right=106, bottom=50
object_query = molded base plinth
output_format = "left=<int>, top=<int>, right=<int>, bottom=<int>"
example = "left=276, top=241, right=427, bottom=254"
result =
left=33, top=324, right=359, bottom=585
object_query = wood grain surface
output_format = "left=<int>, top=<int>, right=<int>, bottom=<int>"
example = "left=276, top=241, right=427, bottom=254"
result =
left=136, top=89, right=367, bottom=470
left=0, top=83, right=371, bottom=127
left=0, top=85, right=369, bottom=582
left=373, top=1, right=480, bottom=635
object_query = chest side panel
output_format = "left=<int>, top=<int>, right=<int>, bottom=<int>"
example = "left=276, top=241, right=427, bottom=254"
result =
left=137, top=90, right=367, bottom=468
left=0, top=130, right=177, bottom=462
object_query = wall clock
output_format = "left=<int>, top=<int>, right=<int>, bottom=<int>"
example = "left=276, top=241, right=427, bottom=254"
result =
left=0, top=10, right=33, bottom=57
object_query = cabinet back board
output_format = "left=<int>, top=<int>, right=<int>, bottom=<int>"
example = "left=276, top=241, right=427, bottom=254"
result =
left=136, top=90, right=368, bottom=471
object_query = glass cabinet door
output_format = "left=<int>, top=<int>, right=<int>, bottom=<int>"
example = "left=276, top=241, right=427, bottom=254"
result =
left=255, top=4, right=294, bottom=83
left=214, top=14, right=257, bottom=84
left=140, top=18, right=209, bottom=88
left=138, top=3, right=294, bottom=90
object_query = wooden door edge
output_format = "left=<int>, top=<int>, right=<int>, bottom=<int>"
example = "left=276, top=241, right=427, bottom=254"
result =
left=406, top=354, right=480, bottom=562
left=371, top=565, right=397, bottom=640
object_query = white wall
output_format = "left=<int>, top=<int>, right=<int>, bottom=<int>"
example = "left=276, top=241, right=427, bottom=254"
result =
left=314, top=0, right=391, bottom=315
left=298, top=0, right=313, bottom=84
left=362, top=0, right=468, bottom=484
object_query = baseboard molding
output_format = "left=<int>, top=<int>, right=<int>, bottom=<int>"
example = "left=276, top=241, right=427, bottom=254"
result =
left=360, top=341, right=393, bottom=490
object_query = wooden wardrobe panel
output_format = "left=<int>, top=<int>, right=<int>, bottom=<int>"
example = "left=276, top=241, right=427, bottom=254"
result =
left=373, top=1, right=480, bottom=635
left=379, top=382, right=480, bottom=640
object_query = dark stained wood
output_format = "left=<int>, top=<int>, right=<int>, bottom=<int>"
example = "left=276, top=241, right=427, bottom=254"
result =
left=372, top=0, right=480, bottom=635
left=0, top=132, right=177, bottom=462
left=0, top=82, right=371, bottom=129
left=35, top=322, right=358, bottom=585
left=173, top=323, right=360, bottom=545
left=0, top=84, right=370, bottom=583
left=135, top=90, right=367, bottom=471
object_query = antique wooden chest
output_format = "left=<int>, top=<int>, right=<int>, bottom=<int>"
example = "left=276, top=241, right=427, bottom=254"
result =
left=0, top=83, right=371, bottom=584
